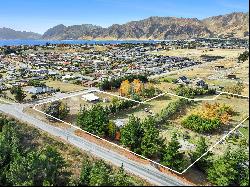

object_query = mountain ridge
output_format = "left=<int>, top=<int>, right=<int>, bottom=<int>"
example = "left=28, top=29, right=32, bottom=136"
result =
left=42, top=12, right=249, bottom=40
left=0, top=27, right=41, bottom=40
left=0, top=12, right=248, bottom=40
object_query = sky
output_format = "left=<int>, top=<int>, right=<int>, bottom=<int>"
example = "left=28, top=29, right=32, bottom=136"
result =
left=0, top=0, right=249, bottom=34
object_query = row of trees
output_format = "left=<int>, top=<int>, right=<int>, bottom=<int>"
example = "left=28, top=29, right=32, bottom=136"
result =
left=120, top=115, right=188, bottom=171
left=155, top=98, right=191, bottom=124
left=104, top=98, right=137, bottom=115
left=0, top=116, right=142, bottom=186
left=119, top=79, right=161, bottom=98
left=99, top=75, right=148, bottom=91
left=175, top=85, right=216, bottom=98
left=27, top=80, right=46, bottom=87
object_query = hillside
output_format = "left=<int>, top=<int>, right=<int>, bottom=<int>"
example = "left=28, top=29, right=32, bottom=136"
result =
left=0, top=27, right=41, bottom=40
left=43, top=24, right=104, bottom=40
left=202, top=12, right=249, bottom=38
left=1, top=12, right=248, bottom=40
left=42, top=12, right=249, bottom=40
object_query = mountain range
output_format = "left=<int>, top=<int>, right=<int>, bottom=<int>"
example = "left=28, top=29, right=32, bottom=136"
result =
left=0, top=27, right=41, bottom=40
left=0, top=12, right=249, bottom=40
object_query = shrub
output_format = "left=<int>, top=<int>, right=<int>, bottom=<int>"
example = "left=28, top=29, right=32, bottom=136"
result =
left=181, top=114, right=221, bottom=133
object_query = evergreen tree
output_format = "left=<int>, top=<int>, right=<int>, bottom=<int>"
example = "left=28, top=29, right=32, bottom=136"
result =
left=189, top=137, right=213, bottom=172
left=6, top=146, right=67, bottom=186
left=120, top=115, right=143, bottom=153
left=207, top=147, right=249, bottom=186
left=77, top=104, right=109, bottom=136
left=112, top=164, right=132, bottom=186
left=89, top=160, right=111, bottom=186
left=10, top=86, right=26, bottom=102
left=44, top=101, right=70, bottom=120
left=160, top=133, right=186, bottom=172
left=141, top=117, right=163, bottom=158
left=79, top=158, right=92, bottom=186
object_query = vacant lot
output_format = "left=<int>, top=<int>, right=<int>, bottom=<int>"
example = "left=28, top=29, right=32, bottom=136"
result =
left=110, top=95, right=177, bottom=121
left=45, top=80, right=85, bottom=92
left=154, top=57, right=249, bottom=97
left=150, top=48, right=245, bottom=59
left=35, top=91, right=118, bottom=124
left=160, top=94, right=249, bottom=155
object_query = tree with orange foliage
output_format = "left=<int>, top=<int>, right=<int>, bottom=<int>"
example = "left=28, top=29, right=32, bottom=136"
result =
left=132, top=79, right=143, bottom=95
left=220, top=113, right=231, bottom=125
left=198, top=102, right=232, bottom=125
left=119, top=80, right=131, bottom=96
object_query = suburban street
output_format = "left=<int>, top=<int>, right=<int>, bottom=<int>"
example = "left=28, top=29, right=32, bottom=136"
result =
left=0, top=99, right=188, bottom=186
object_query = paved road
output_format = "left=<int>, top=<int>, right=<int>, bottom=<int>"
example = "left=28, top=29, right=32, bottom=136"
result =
left=0, top=103, right=188, bottom=186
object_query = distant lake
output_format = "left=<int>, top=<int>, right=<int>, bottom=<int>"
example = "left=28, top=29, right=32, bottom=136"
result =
left=0, top=39, right=161, bottom=46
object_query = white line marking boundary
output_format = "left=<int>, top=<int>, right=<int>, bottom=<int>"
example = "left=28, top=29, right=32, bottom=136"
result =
left=30, top=89, right=249, bottom=175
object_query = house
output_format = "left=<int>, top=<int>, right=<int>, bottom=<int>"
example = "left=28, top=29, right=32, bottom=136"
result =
left=227, top=74, right=237, bottom=79
left=62, top=74, right=75, bottom=80
left=82, top=93, right=99, bottom=102
left=0, top=84, right=7, bottom=91
left=24, top=86, right=54, bottom=94
left=83, top=80, right=99, bottom=87
left=175, top=76, right=190, bottom=85
left=214, top=65, right=225, bottom=70
left=48, top=70, right=59, bottom=76
left=193, top=79, right=208, bottom=89
left=113, top=119, right=127, bottom=128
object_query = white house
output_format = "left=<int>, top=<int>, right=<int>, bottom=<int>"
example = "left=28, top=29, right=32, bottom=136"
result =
left=82, top=93, right=99, bottom=102
left=24, top=86, right=54, bottom=94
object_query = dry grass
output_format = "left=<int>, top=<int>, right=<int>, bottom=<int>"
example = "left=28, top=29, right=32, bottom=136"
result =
left=151, top=48, right=245, bottom=59
left=45, top=80, right=85, bottom=92
left=160, top=95, right=249, bottom=156
left=110, top=95, right=177, bottom=121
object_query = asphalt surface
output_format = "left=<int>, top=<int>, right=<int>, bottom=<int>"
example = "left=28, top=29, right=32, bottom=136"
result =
left=0, top=92, right=188, bottom=186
